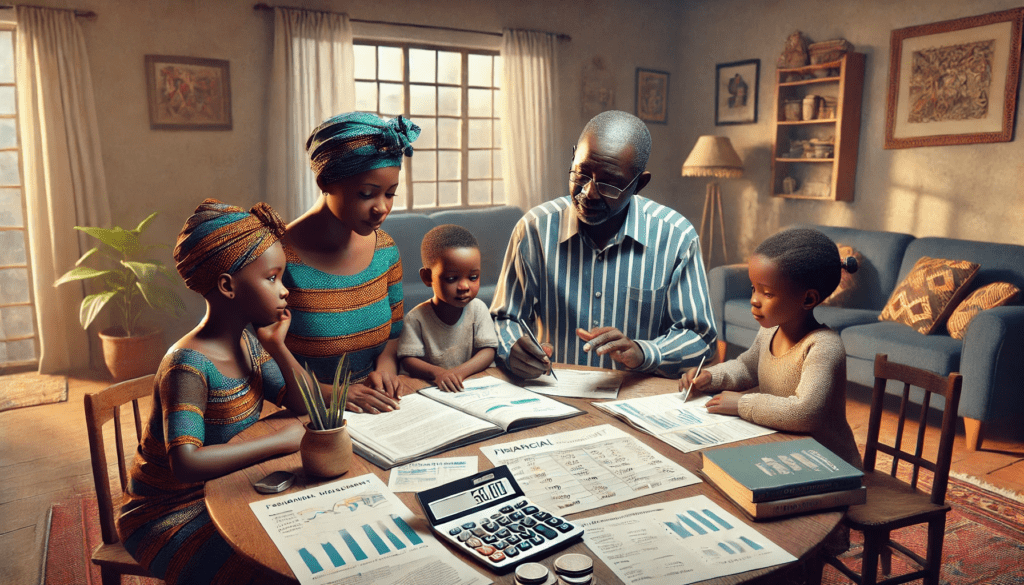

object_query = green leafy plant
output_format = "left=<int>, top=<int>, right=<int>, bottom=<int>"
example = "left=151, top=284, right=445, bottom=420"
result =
left=53, top=211, right=186, bottom=337
left=295, top=355, right=351, bottom=430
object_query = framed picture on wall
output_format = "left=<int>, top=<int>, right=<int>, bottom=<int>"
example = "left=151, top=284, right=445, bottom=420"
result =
left=715, top=59, right=759, bottom=125
left=636, top=68, right=669, bottom=124
left=144, top=55, right=232, bottom=130
left=885, top=8, right=1024, bottom=148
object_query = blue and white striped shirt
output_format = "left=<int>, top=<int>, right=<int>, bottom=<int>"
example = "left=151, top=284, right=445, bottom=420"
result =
left=490, top=195, right=717, bottom=378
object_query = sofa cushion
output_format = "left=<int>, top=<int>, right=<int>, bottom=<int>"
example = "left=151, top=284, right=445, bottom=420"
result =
left=821, top=242, right=863, bottom=307
left=842, top=321, right=961, bottom=377
left=946, top=282, right=1021, bottom=340
left=878, top=256, right=979, bottom=334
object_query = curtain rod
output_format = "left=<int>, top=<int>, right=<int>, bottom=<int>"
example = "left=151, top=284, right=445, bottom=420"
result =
left=253, top=3, right=570, bottom=41
left=0, top=4, right=96, bottom=17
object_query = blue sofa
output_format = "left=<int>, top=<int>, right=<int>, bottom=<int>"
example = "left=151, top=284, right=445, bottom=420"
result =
left=709, top=224, right=1024, bottom=450
left=380, top=205, right=524, bottom=311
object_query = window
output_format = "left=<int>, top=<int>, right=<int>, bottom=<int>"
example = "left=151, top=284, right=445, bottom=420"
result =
left=0, top=28, right=37, bottom=370
left=354, top=42, right=504, bottom=210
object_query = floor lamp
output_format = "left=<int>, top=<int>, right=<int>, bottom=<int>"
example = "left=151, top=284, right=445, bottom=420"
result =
left=681, top=136, right=744, bottom=266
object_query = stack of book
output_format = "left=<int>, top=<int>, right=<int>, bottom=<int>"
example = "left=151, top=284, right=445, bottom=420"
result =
left=700, top=437, right=865, bottom=520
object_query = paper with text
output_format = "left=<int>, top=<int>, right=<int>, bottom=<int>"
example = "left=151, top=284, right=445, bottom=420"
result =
left=387, top=457, right=478, bottom=493
left=519, top=369, right=622, bottom=399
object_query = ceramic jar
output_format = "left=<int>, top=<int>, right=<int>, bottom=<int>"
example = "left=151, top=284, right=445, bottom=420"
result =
left=300, top=421, right=352, bottom=478
left=784, top=99, right=803, bottom=121
left=802, top=95, right=820, bottom=120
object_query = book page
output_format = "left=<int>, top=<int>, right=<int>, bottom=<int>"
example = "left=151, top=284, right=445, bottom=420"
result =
left=387, top=457, right=478, bottom=493
left=595, top=393, right=775, bottom=452
left=420, top=376, right=581, bottom=431
left=346, top=394, right=498, bottom=467
left=578, top=495, right=795, bottom=584
left=249, top=473, right=490, bottom=585
left=519, top=369, right=622, bottom=399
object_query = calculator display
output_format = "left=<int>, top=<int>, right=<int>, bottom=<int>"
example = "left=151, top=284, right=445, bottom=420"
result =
left=428, top=477, right=514, bottom=521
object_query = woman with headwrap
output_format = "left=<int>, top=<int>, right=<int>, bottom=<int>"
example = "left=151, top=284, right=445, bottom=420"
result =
left=282, top=112, right=420, bottom=414
left=117, top=199, right=310, bottom=585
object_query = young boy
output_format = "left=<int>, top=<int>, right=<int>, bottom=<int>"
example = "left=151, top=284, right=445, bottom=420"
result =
left=398, top=224, right=498, bottom=391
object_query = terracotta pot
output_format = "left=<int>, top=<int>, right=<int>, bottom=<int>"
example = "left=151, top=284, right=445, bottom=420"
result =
left=98, top=326, right=165, bottom=382
left=300, top=421, right=352, bottom=478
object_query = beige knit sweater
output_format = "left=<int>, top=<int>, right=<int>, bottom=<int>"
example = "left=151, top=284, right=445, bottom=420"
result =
left=706, top=325, right=862, bottom=468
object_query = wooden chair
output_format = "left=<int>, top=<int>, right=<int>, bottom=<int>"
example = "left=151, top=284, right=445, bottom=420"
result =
left=84, top=374, right=163, bottom=585
left=824, top=354, right=962, bottom=585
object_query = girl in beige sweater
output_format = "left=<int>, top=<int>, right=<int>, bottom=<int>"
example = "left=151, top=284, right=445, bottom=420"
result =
left=681, top=228, right=862, bottom=467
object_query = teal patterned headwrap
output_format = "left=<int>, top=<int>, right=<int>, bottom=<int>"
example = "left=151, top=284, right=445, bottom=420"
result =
left=306, top=112, right=421, bottom=187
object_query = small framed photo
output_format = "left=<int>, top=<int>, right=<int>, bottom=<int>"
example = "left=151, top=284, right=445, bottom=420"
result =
left=885, top=8, right=1024, bottom=148
left=144, top=55, right=232, bottom=130
left=635, top=68, right=669, bottom=124
left=715, top=59, right=759, bottom=125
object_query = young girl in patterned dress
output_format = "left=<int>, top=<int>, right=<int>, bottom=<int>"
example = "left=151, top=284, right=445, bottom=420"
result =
left=117, top=199, right=311, bottom=584
left=282, top=112, right=420, bottom=415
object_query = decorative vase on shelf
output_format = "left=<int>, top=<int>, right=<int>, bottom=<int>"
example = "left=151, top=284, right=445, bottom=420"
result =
left=782, top=177, right=797, bottom=194
left=300, top=421, right=352, bottom=478
left=784, top=100, right=803, bottom=121
left=803, top=95, right=820, bottom=120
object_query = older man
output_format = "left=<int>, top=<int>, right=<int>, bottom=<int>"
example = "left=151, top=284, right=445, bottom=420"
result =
left=491, top=110, right=717, bottom=379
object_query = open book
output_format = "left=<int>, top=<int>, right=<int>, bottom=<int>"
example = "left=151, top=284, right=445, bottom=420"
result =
left=346, top=376, right=584, bottom=469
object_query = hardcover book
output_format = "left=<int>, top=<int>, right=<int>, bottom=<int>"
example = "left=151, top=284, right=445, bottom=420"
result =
left=705, top=480, right=866, bottom=520
left=701, top=437, right=863, bottom=503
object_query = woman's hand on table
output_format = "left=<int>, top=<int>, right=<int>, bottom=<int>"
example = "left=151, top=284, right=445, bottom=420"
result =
left=346, top=382, right=400, bottom=414
left=273, top=419, right=305, bottom=454
left=705, top=390, right=741, bottom=415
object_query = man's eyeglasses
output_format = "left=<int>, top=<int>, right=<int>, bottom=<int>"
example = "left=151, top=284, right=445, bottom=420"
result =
left=568, top=170, right=642, bottom=200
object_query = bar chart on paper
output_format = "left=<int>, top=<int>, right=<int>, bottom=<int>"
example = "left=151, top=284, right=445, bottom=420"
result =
left=296, top=515, right=424, bottom=573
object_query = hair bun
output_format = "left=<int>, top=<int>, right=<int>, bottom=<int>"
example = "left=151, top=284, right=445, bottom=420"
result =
left=250, top=202, right=286, bottom=238
left=842, top=255, right=859, bottom=274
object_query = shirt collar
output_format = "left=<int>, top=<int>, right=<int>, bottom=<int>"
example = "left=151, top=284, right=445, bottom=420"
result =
left=557, top=195, right=649, bottom=249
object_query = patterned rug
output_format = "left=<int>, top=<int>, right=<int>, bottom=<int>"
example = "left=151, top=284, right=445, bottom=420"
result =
left=0, top=371, right=67, bottom=412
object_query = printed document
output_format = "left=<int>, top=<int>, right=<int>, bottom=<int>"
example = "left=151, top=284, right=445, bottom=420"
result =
left=519, top=368, right=622, bottom=399
left=595, top=393, right=775, bottom=452
left=579, top=494, right=796, bottom=584
left=481, top=424, right=700, bottom=515
left=249, top=473, right=490, bottom=585
left=387, top=457, right=478, bottom=493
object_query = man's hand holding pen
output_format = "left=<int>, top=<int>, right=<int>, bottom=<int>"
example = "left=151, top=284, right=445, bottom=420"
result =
left=576, top=326, right=644, bottom=369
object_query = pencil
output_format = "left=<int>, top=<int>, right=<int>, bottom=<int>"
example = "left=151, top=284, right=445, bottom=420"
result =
left=515, top=316, right=557, bottom=380
left=680, top=354, right=706, bottom=402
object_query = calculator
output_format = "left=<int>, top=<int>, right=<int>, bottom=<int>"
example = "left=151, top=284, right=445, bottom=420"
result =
left=415, top=465, right=583, bottom=573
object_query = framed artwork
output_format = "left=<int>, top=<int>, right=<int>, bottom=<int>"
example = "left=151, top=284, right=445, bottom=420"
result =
left=885, top=8, right=1024, bottom=149
left=145, top=55, right=232, bottom=130
left=635, top=68, right=669, bottom=124
left=715, top=59, right=759, bottom=125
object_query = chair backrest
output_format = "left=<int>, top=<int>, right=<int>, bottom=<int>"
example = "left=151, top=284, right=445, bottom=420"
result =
left=864, top=354, right=962, bottom=504
left=83, top=374, right=155, bottom=545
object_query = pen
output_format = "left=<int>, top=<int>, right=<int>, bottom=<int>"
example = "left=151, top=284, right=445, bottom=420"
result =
left=515, top=316, right=558, bottom=380
left=680, top=354, right=706, bottom=402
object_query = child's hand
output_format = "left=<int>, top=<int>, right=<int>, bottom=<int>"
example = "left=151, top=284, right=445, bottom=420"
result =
left=705, top=391, right=741, bottom=416
left=678, top=366, right=712, bottom=393
left=434, top=369, right=465, bottom=392
left=346, top=382, right=399, bottom=414
left=256, top=308, right=291, bottom=350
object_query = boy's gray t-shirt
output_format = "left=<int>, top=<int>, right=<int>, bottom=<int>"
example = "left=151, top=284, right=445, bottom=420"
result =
left=397, top=298, right=499, bottom=370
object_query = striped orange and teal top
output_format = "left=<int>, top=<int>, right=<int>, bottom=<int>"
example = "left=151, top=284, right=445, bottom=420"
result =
left=283, top=230, right=404, bottom=383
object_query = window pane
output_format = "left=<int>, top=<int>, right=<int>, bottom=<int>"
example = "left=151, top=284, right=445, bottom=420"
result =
left=438, top=182, right=460, bottom=206
left=0, top=151, right=20, bottom=185
left=0, top=188, right=23, bottom=227
left=493, top=150, right=503, bottom=177
left=0, top=230, right=25, bottom=265
left=411, top=150, right=436, bottom=182
left=494, top=56, right=502, bottom=89
left=494, top=120, right=502, bottom=148
left=409, top=48, right=436, bottom=83
left=468, top=119, right=491, bottom=148
left=409, top=84, right=435, bottom=116
left=493, top=180, right=505, bottom=204
left=378, top=46, right=403, bottom=82
left=438, top=151, right=460, bottom=181
left=0, top=118, right=16, bottom=148
left=468, top=150, right=490, bottom=179
left=0, top=268, right=29, bottom=304
left=392, top=190, right=407, bottom=211
left=468, top=54, right=492, bottom=87
left=0, top=32, right=12, bottom=84
left=438, top=51, right=461, bottom=85
left=437, top=118, right=461, bottom=149
left=0, top=87, right=14, bottom=115
left=469, top=180, right=491, bottom=205
left=468, top=88, right=491, bottom=117
left=437, top=86, right=461, bottom=116
left=353, top=44, right=376, bottom=79
left=412, top=181, right=436, bottom=208
left=355, top=81, right=378, bottom=113
left=4, top=338, right=36, bottom=361
left=416, top=117, right=436, bottom=149
left=379, top=82, right=404, bottom=116
left=1, top=305, right=34, bottom=338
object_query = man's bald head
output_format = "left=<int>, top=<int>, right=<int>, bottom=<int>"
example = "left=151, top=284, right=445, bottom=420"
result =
left=578, top=110, right=651, bottom=175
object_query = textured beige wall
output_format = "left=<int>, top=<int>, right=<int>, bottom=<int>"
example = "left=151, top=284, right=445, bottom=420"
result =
left=672, top=0, right=1024, bottom=269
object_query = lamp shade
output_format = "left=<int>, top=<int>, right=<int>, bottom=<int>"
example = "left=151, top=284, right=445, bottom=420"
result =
left=681, top=135, right=744, bottom=178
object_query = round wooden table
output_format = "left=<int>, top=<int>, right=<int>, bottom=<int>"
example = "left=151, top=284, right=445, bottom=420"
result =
left=206, top=367, right=842, bottom=584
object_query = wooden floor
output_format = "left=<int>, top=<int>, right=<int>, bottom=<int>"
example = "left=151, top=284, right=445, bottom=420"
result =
left=2, top=370, right=1023, bottom=585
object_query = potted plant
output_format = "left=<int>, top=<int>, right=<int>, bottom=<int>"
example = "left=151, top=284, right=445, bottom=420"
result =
left=295, top=355, right=353, bottom=478
left=54, top=211, right=186, bottom=381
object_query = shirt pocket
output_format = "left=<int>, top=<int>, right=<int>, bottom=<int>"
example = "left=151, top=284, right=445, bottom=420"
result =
left=625, top=285, right=667, bottom=335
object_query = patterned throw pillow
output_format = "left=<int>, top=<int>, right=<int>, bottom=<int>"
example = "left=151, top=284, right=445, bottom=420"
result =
left=946, top=282, right=1021, bottom=340
left=821, top=243, right=863, bottom=307
left=878, top=256, right=980, bottom=335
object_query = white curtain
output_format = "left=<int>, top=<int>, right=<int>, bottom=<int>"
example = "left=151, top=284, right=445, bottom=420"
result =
left=16, top=6, right=111, bottom=374
left=500, top=29, right=561, bottom=212
left=266, top=8, right=355, bottom=221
